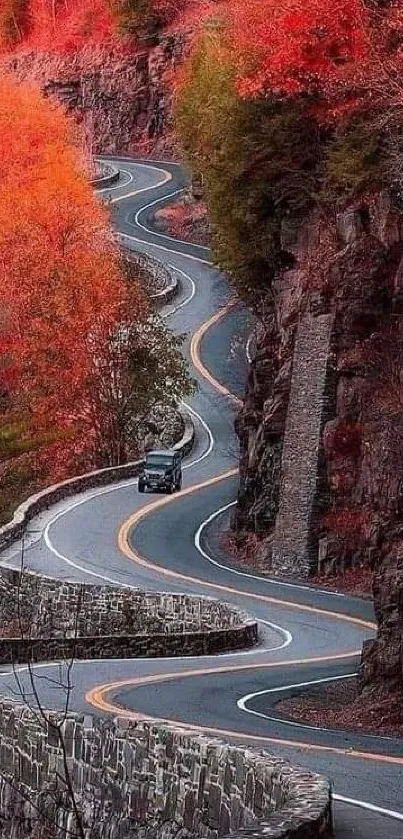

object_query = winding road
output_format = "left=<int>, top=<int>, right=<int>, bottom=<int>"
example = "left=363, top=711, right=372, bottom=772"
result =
left=1, top=158, right=402, bottom=838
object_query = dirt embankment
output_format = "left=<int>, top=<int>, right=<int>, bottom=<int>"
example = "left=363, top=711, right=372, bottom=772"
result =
left=275, top=677, right=403, bottom=739
left=153, top=194, right=211, bottom=246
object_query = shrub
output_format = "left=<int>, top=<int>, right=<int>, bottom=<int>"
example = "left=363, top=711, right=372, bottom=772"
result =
left=323, top=118, right=386, bottom=202
left=322, top=508, right=370, bottom=541
left=325, top=421, right=363, bottom=459
left=110, top=0, right=186, bottom=36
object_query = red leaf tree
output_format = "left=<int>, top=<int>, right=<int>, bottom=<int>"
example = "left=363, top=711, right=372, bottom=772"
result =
left=226, top=0, right=403, bottom=121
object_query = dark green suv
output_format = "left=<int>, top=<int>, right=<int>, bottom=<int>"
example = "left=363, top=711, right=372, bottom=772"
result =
left=138, top=449, right=182, bottom=494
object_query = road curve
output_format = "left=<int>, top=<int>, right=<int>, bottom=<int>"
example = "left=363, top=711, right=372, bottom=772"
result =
left=1, top=158, right=403, bottom=838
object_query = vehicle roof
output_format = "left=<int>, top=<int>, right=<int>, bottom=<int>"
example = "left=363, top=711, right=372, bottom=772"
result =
left=146, top=449, right=176, bottom=457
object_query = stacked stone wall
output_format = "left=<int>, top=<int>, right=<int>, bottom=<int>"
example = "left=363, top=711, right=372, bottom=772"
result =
left=91, top=163, right=120, bottom=189
left=0, top=706, right=331, bottom=839
left=123, top=248, right=179, bottom=303
left=271, top=311, right=334, bottom=578
left=0, top=569, right=257, bottom=663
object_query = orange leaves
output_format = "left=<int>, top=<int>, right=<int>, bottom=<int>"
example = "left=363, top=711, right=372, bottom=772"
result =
left=0, top=74, right=145, bottom=471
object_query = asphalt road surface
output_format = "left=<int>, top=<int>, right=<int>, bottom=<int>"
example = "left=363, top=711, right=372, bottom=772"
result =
left=1, top=157, right=402, bottom=838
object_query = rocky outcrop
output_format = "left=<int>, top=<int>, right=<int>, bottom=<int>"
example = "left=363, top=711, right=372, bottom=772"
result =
left=236, top=194, right=403, bottom=697
left=360, top=530, right=403, bottom=698
left=3, top=35, right=186, bottom=153
left=236, top=196, right=403, bottom=578
left=235, top=310, right=283, bottom=538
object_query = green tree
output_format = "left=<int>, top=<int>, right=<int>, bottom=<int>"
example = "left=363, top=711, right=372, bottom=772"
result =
left=87, top=312, right=195, bottom=467
left=109, top=0, right=179, bottom=37
left=176, top=34, right=322, bottom=305
left=109, top=0, right=151, bottom=34
left=322, top=118, right=385, bottom=203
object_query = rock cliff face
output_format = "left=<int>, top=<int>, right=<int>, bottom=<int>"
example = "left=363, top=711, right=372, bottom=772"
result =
left=236, top=196, right=403, bottom=696
left=361, top=542, right=403, bottom=698
left=3, top=35, right=186, bottom=154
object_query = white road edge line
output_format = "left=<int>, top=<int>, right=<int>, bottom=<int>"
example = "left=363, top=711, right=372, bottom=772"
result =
left=236, top=673, right=403, bottom=742
left=42, top=401, right=214, bottom=584
left=96, top=155, right=209, bottom=255
left=245, top=334, right=254, bottom=365
left=333, top=795, right=403, bottom=822
left=118, top=229, right=212, bottom=265
left=109, top=166, right=172, bottom=205
left=98, top=157, right=210, bottom=259
left=194, top=502, right=346, bottom=597
left=164, top=265, right=196, bottom=317
left=0, top=621, right=289, bottom=673
left=40, top=164, right=227, bottom=571
left=238, top=675, right=401, bottom=743
left=3, top=156, right=400, bottom=826
left=96, top=156, right=183, bottom=167
left=41, top=240, right=215, bottom=576
left=181, top=401, right=214, bottom=468
left=237, top=674, right=358, bottom=735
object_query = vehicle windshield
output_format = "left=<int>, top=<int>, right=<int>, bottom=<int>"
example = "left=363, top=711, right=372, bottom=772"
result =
left=146, top=454, right=174, bottom=469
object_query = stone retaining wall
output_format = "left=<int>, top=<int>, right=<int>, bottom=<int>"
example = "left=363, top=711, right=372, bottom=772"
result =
left=91, top=162, right=120, bottom=189
left=0, top=573, right=246, bottom=636
left=0, top=569, right=257, bottom=663
left=123, top=247, right=179, bottom=303
left=271, top=311, right=334, bottom=577
left=0, top=624, right=257, bottom=664
left=0, top=707, right=332, bottom=839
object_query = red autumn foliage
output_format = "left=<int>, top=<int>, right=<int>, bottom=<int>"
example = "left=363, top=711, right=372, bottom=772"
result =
left=26, top=0, right=114, bottom=50
left=310, top=564, right=373, bottom=597
left=0, top=0, right=116, bottom=52
left=227, top=0, right=369, bottom=102
left=153, top=197, right=211, bottom=246
left=226, top=0, right=403, bottom=121
left=0, top=0, right=201, bottom=53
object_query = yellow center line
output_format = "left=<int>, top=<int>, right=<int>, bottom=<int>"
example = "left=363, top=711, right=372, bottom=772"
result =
left=86, top=678, right=403, bottom=766
left=190, top=299, right=243, bottom=404
left=88, top=260, right=384, bottom=766
left=117, top=471, right=375, bottom=633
